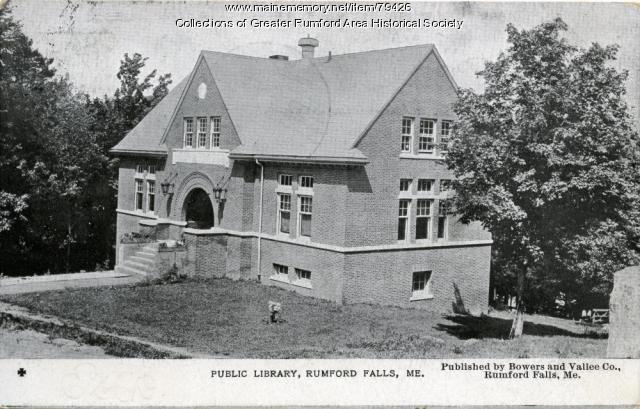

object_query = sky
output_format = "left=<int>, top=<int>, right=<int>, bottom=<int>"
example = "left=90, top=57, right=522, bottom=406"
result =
left=8, top=1, right=640, bottom=120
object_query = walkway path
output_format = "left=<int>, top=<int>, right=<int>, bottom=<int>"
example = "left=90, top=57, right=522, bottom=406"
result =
left=0, top=301, right=216, bottom=358
left=0, top=325, right=110, bottom=358
left=0, top=271, right=145, bottom=295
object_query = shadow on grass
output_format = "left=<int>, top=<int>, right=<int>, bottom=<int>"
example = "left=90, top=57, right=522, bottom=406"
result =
left=435, top=314, right=606, bottom=340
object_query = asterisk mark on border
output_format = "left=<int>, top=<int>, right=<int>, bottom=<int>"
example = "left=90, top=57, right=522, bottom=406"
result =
left=17, top=368, right=26, bottom=377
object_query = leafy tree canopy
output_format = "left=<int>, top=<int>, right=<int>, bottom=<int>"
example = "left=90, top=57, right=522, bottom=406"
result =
left=0, top=7, right=171, bottom=275
left=447, top=18, right=640, bottom=316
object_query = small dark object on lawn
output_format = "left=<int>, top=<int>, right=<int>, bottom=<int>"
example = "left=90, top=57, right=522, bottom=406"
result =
left=269, top=301, right=282, bottom=323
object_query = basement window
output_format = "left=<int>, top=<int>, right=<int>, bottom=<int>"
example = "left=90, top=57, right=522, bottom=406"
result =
left=270, top=263, right=289, bottom=283
left=411, top=271, right=433, bottom=301
left=292, top=268, right=312, bottom=289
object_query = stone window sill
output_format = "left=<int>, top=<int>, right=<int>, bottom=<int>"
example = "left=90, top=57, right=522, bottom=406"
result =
left=410, top=293, right=434, bottom=301
left=269, top=275, right=290, bottom=284
left=399, top=153, right=445, bottom=160
left=291, top=279, right=312, bottom=289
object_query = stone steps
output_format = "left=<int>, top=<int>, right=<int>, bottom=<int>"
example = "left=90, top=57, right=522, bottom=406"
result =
left=116, top=243, right=160, bottom=277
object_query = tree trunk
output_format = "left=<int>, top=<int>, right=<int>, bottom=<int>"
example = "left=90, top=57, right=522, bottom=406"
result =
left=509, top=268, right=526, bottom=339
left=66, top=219, right=71, bottom=274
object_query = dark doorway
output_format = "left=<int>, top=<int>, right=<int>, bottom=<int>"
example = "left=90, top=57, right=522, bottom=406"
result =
left=184, top=188, right=214, bottom=229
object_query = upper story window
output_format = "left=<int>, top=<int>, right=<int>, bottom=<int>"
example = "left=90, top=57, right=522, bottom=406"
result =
left=397, top=199, right=411, bottom=242
left=279, top=174, right=292, bottom=186
left=136, top=164, right=145, bottom=174
left=211, top=116, right=221, bottom=148
left=277, top=193, right=291, bottom=234
left=415, top=199, right=433, bottom=240
left=298, top=196, right=313, bottom=238
left=401, top=117, right=413, bottom=153
left=300, top=176, right=314, bottom=189
left=417, top=179, right=434, bottom=193
left=437, top=200, right=449, bottom=239
left=440, top=121, right=452, bottom=152
left=197, top=117, right=208, bottom=148
left=418, top=119, right=435, bottom=153
left=183, top=118, right=194, bottom=148
left=440, top=179, right=451, bottom=193
left=399, top=179, right=412, bottom=192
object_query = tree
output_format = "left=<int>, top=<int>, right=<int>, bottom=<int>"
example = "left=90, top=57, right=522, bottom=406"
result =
left=85, top=53, right=172, bottom=271
left=0, top=7, right=172, bottom=275
left=446, top=18, right=640, bottom=337
left=0, top=6, right=55, bottom=236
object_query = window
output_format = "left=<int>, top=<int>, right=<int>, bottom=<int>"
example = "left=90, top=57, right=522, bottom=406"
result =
left=397, top=199, right=410, bottom=241
left=210, top=116, right=221, bottom=148
left=273, top=263, right=289, bottom=279
left=184, top=118, right=194, bottom=148
left=134, top=162, right=157, bottom=213
left=440, top=179, right=451, bottom=193
left=300, top=176, right=314, bottom=189
left=135, top=179, right=144, bottom=211
left=401, top=117, right=413, bottom=152
left=412, top=271, right=433, bottom=299
left=399, top=179, right=412, bottom=192
left=279, top=174, right=292, bottom=186
left=295, top=268, right=311, bottom=281
left=437, top=201, right=449, bottom=239
left=416, top=199, right=432, bottom=240
left=277, top=193, right=291, bottom=234
left=440, top=121, right=452, bottom=152
left=147, top=181, right=155, bottom=212
left=299, top=196, right=313, bottom=237
left=419, top=119, right=435, bottom=153
left=197, top=117, right=207, bottom=148
left=417, top=179, right=434, bottom=193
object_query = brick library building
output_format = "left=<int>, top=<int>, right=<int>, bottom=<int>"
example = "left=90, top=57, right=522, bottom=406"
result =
left=111, top=37, right=492, bottom=314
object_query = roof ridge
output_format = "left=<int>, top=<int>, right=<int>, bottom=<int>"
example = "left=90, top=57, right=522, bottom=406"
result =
left=313, top=43, right=433, bottom=60
left=200, top=43, right=433, bottom=62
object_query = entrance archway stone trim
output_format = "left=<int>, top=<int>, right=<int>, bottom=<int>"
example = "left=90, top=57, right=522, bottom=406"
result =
left=172, top=171, right=216, bottom=221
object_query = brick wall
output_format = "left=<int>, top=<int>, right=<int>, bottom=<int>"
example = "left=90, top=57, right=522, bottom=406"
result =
left=347, top=52, right=491, bottom=246
left=259, top=238, right=345, bottom=303
left=164, top=56, right=241, bottom=152
left=344, top=244, right=491, bottom=315
left=255, top=164, right=349, bottom=247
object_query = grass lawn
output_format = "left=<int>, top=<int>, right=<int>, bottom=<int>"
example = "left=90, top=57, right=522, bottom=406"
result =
left=0, top=278, right=607, bottom=358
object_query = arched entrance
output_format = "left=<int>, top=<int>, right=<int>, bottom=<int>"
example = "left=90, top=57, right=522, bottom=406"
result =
left=183, top=188, right=214, bottom=229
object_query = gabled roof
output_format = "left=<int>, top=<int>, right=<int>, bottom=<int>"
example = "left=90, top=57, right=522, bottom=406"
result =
left=110, top=76, right=189, bottom=155
left=112, top=44, right=448, bottom=163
